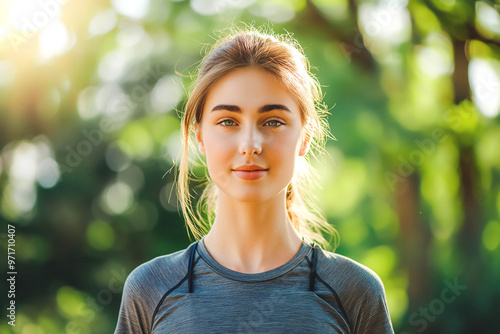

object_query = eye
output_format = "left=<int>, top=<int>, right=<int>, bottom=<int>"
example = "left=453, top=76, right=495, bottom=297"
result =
left=217, top=119, right=285, bottom=128
left=265, top=119, right=285, bottom=127
left=217, top=119, right=237, bottom=127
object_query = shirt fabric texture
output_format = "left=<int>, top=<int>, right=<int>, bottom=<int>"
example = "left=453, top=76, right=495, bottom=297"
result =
left=114, top=236, right=395, bottom=333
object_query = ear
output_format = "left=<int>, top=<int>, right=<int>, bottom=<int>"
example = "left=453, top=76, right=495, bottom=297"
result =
left=194, top=122, right=206, bottom=156
left=299, top=131, right=311, bottom=156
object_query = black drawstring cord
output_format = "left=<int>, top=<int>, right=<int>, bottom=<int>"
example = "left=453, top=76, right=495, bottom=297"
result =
left=188, top=241, right=198, bottom=293
left=309, top=243, right=318, bottom=292
left=151, top=241, right=199, bottom=331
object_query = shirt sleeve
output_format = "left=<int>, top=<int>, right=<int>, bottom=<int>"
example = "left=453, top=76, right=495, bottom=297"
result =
left=114, top=266, right=153, bottom=334
left=351, top=270, right=395, bottom=334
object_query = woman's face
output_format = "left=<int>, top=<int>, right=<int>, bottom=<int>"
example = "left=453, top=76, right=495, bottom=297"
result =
left=194, top=67, right=310, bottom=203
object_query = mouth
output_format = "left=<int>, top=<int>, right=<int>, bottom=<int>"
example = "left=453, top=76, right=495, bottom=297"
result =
left=231, top=169, right=268, bottom=180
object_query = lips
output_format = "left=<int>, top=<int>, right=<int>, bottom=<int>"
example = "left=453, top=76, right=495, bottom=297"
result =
left=232, top=170, right=267, bottom=180
left=232, top=164, right=268, bottom=172
left=231, top=165, right=268, bottom=180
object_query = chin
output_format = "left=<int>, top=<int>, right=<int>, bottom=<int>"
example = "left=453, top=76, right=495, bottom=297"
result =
left=225, top=190, right=275, bottom=203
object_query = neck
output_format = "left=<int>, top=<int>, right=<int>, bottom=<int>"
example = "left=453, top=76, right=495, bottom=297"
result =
left=203, top=190, right=303, bottom=274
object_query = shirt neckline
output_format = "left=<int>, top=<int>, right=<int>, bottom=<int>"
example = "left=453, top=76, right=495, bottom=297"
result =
left=196, top=235, right=312, bottom=282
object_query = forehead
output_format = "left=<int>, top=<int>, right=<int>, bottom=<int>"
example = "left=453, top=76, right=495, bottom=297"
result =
left=204, top=67, right=299, bottom=113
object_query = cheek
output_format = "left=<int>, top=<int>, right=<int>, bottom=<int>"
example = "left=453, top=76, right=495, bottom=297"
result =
left=204, top=140, right=233, bottom=189
left=275, top=130, right=301, bottom=152
left=204, top=135, right=233, bottom=166
left=268, top=135, right=301, bottom=166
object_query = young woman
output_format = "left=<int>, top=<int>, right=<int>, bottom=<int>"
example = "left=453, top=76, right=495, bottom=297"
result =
left=115, top=27, right=395, bottom=333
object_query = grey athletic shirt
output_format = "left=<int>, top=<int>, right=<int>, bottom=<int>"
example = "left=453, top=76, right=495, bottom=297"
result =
left=114, top=236, right=394, bottom=333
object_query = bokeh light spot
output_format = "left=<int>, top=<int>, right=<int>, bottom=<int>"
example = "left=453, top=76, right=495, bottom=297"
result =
left=362, top=245, right=397, bottom=278
left=88, top=8, right=118, bottom=37
left=482, top=220, right=500, bottom=251
left=86, top=220, right=115, bottom=251
left=101, top=182, right=134, bottom=215
left=469, top=58, right=500, bottom=118
left=56, top=286, right=85, bottom=317
left=112, top=0, right=150, bottom=20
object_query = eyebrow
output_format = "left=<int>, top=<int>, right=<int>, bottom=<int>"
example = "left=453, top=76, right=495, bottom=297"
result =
left=210, top=104, right=291, bottom=113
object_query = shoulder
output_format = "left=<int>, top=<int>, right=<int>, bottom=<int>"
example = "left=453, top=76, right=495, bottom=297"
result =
left=115, top=243, right=197, bottom=333
left=124, top=243, right=193, bottom=294
left=315, top=248, right=394, bottom=333
left=315, top=248, right=387, bottom=299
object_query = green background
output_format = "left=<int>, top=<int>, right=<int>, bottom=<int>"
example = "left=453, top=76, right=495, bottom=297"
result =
left=1, top=0, right=499, bottom=333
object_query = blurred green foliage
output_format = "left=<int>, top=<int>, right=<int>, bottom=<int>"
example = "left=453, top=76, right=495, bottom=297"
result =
left=0, top=0, right=499, bottom=333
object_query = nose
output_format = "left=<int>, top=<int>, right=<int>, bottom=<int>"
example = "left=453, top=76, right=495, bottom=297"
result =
left=239, top=124, right=263, bottom=156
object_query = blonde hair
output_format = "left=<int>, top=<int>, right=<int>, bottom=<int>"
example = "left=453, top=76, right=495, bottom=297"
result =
left=175, top=25, right=339, bottom=251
